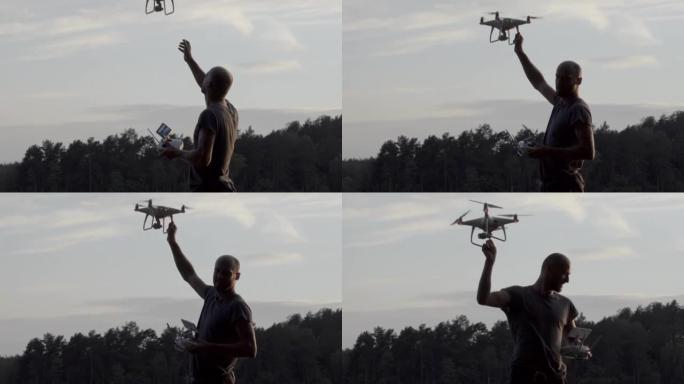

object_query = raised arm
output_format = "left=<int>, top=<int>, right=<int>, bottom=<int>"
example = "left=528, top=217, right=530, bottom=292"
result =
left=476, top=240, right=511, bottom=307
left=178, top=39, right=206, bottom=89
left=166, top=222, right=209, bottom=299
left=514, top=33, right=556, bottom=104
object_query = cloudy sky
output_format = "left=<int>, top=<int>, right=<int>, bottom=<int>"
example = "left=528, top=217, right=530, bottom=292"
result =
left=0, top=193, right=341, bottom=356
left=0, top=0, right=341, bottom=162
left=343, top=193, right=684, bottom=347
left=344, top=0, right=684, bottom=158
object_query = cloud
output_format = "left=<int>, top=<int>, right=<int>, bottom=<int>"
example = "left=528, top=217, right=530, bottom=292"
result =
left=593, top=55, right=659, bottom=70
left=11, top=225, right=122, bottom=255
left=375, top=29, right=473, bottom=57
left=189, top=198, right=257, bottom=227
left=345, top=218, right=447, bottom=248
left=20, top=33, right=123, bottom=61
left=183, top=3, right=254, bottom=35
left=238, top=60, right=302, bottom=74
left=243, top=252, right=304, bottom=267
left=572, top=245, right=636, bottom=261
left=262, top=213, right=306, bottom=243
left=592, top=207, right=637, bottom=238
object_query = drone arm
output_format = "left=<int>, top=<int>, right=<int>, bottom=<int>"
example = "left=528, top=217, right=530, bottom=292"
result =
left=515, top=48, right=556, bottom=104
left=167, top=238, right=209, bottom=299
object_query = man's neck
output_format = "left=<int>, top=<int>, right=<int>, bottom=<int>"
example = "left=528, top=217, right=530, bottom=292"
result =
left=217, top=287, right=237, bottom=301
left=532, top=279, right=554, bottom=297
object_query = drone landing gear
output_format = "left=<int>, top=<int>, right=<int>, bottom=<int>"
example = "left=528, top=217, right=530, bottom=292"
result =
left=145, top=0, right=174, bottom=15
left=470, top=226, right=508, bottom=247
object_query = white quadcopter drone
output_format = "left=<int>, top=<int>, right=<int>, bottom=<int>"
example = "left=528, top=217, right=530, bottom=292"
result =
left=480, top=12, right=540, bottom=44
left=451, top=200, right=529, bottom=246
left=134, top=199, right=190, bottom=233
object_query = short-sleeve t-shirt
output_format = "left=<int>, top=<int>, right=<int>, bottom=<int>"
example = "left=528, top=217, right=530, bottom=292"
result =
left=191, top=287, right=252, bottom=382
left=501, top=285, right=578, bottom=377
left=191, top=100, right=239, bottom=188
left=541, top=96, right=592, bottom=182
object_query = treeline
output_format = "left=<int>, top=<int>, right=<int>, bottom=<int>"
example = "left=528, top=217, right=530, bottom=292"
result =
left=0, top=115, right=341, bottom=192
left=343, top=301, right=684, bottom=384
left=0, top=308, right=341, bottom=384
left=342, top=111, right=684, bottom=192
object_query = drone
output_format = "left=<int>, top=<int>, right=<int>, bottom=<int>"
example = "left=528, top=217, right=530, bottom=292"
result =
left=451, top=200, right=529, bottom=246
left=479, top=12, right=540, bottom=44
left=134, top=199, right=189, bottom=233
left=561, top=327, right=600, bottom=360
left=146, top=0, right=174, bottom=15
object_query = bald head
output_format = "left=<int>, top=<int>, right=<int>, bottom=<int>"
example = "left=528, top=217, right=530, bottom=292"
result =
left=542, top=253, right=570, bottom=272
left=216, top=254, right=240, bottom=272
left=557, top=61, right=582, bottom=78
left=203, top=66, right=233, bottom=101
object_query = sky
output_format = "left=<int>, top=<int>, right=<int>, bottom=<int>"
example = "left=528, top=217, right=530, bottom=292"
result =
left=0, top=0, right=341, bottom=163
left=0, top=193, right=341, bottom=356
left=343, top=0, right=684, bottom=158
left=343, top=193, right=684, bottom=348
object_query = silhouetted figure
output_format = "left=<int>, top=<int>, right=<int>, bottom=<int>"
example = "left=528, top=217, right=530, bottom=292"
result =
left=162, top=39, right=239, bottom=192
left=514, top=32, right=595, bottom=192
left=166, top=222, right=257, bottom=384
left=477, top=240, right=578, bottom=384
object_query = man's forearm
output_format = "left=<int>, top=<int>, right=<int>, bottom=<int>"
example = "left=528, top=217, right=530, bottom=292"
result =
left=168, top=239, right=196, bottom=281
left=201, top=341, right=257, bottom=358
left=516, top=51, right=546, bottom=90
left=186, top=58, right=206, bottom=89
left=477, top=260, right=494, bottom=304
left=539, top=144, right=594, bottom=161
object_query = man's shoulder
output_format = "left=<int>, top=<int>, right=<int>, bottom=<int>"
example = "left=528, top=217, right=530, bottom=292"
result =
left=552, top=291, right=575, bottom=306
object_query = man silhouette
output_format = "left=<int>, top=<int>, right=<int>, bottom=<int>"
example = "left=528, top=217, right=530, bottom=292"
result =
left=477, top=240, right=578, bottom=384
left=162, top=39, right=239, bottom=192
left=514, top=32, right=595, bottom=192
left=166, top=221, right=256, bottom=383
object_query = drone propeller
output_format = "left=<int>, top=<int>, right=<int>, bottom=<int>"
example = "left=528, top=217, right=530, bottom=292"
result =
left=181, top=205, right=193, bottom=210
left=487, top=11, right=498, bottom=15
left=450, top=210, right=470, bottom=225
left=469, top=200, right=502, bottom=209
left=500, top=214, right=532, bottom=217
left=528, top=15, right=541, bottom=19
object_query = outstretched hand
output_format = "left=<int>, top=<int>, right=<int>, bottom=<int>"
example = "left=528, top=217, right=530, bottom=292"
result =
left=178, top=39, right=193, bottom=62
left=167, top=221, right=177, bottom=242
left=482, top=239, right=497, bottom=263
left=513, top=32, right=523, bottom=54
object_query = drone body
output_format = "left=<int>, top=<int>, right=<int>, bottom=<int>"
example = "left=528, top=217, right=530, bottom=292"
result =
left=146, top=0, right=174, bottom=15
left=451, top=200, right=528, bottom=246
left=134, top=199, right=188, bottom=233
left=479, top=12, right=539, bottom=44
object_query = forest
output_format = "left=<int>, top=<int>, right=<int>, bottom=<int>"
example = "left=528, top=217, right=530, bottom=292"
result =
left=342, top=111, right=684, bottom=192
left=343, top=301, right=684, bottom=384
left=0, top=115, right=341, bottom=192
left=0, top=308, right=341, bottom=384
